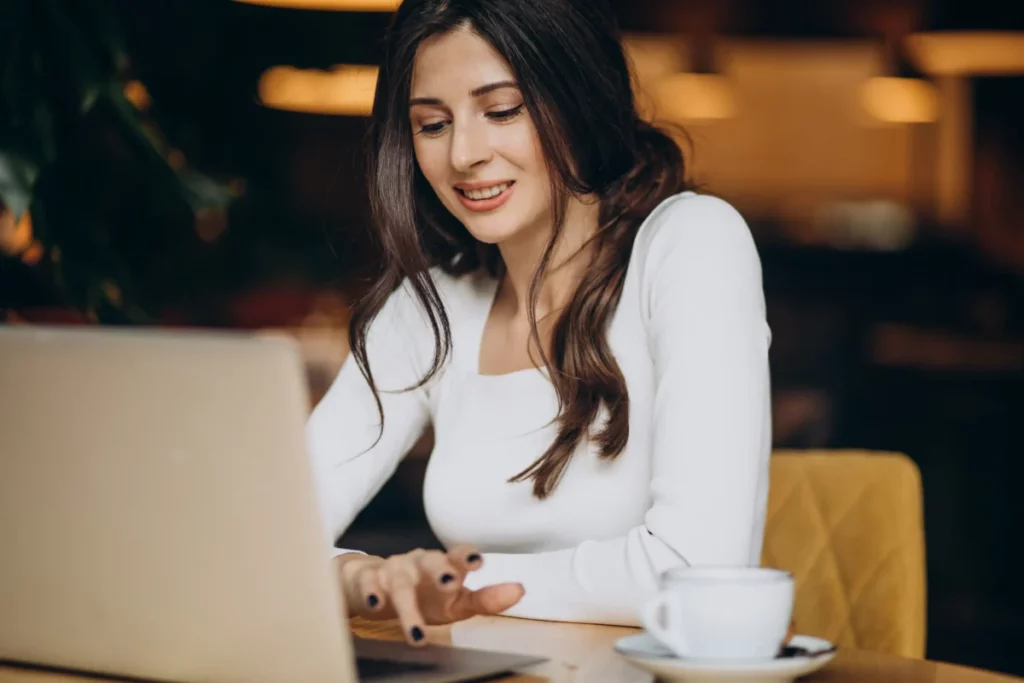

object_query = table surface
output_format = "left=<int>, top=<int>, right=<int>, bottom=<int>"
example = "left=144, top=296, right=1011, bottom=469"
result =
left=0, top=616, right=1019, bottom=683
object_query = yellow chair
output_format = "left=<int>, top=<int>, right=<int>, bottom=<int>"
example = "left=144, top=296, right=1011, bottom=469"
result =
left=762, top=450, right=927, bottom=658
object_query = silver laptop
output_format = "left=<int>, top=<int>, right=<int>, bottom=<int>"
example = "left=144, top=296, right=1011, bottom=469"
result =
left=0, top=324, right=543, bottom=682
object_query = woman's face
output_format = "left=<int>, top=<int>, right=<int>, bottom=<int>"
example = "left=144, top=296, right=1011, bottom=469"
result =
left=409, top=27, right=551, bottom=247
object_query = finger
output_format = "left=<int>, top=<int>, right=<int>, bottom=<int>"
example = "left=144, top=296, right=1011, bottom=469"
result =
left=446, top=544, right=483, bottom=576
left=357, top=566, right=386, bottom=614
left=382, top=561, right=426, bottom=646
left=415, top=551, right=462, bottom=592
left=454, top=582, right=525, bottom=619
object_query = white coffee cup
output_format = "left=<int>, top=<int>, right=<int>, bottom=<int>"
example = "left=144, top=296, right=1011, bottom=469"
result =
left=640, top=566, right=794, bottom=661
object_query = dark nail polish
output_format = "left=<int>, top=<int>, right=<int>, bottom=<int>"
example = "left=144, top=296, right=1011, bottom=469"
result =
left=367, top=594, right=379, bottom=608
left=411, top=626, right=424, bottom=642
left=440, top=573, right=455, bottom=584
left=467, top=553, right=481, bottom=564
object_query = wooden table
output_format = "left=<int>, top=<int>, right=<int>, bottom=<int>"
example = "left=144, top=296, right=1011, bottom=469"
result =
left=1, top=616, right=1020, bottom=682
left=355, top=617, right=1023, bottom=683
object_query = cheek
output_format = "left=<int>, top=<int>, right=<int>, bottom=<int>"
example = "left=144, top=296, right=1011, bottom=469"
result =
left=523, top=136, right=554, bottom=215
left=506, top=129, right=550, bottom=210
left=528, top=130, right=546, bottom=172
left=498, top=125, right=545, bottom=172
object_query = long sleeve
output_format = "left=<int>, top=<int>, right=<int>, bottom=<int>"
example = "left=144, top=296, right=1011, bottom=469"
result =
left=306, top=282, right=433, bottom=556
left=462, top=195, right=773, bottom=625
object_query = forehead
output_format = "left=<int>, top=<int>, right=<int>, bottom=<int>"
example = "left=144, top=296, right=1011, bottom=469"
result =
left=410, top=27, right=515, bottom=97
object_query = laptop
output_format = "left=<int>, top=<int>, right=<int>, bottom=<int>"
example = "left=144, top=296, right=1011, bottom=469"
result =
left=0, top=324, right=544, bottom=682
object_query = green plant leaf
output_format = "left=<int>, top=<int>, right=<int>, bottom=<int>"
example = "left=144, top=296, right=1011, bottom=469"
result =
left=1, top=0, right=239, bottom=323
left=0, top=150, right=39, bottom=219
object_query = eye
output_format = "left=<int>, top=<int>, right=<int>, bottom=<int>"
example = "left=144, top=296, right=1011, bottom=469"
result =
left=417, top=120, right=448, bottom=136
left=486, top=103, right=524, bottom=122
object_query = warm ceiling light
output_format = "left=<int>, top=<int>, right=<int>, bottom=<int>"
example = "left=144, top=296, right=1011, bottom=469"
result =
left=653, top=73, right=737, bottom=122
left=622, top=33, right=736, bottom=122
left=905, top=31, right=1024, bottom=75
left=0, top=208, right=33, bottom=257
left=860, top=76, right=939, bottom=124
left=123, top=80, right=151, bottom=111
left=258, top=65, right=378, bottom=115
left=233, top=0, right=400, bottom=10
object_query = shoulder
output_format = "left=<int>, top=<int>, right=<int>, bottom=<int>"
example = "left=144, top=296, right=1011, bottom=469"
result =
left=630, top=192, right=766, bottom=319
left=375, top=266, right=493, bottom=341
left=632, top=192, right=760, bottom=279
left=427, top=265, right=496, bottom=318
left=382, top=266, right=492, bottom=313
left=363, top=267, right=492, bottom=382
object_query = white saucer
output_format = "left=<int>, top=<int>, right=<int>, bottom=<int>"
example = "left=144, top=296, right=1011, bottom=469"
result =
left=614, top=633, right=837, bottom=683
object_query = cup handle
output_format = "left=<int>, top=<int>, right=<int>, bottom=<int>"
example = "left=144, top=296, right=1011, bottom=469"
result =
left=640, top=595, right=687, bottom=657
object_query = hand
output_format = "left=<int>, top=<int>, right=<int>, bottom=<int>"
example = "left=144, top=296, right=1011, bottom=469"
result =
left=336, top=545, right=525, bottom=646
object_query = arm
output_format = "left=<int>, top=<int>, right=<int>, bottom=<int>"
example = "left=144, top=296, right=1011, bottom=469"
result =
left=306, top=282, right=433, bottom=557
left=462, top=195, right=773, bottom=625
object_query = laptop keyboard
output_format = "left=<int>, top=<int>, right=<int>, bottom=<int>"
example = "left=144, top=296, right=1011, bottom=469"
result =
left=356, top=656, right=439, bottom=680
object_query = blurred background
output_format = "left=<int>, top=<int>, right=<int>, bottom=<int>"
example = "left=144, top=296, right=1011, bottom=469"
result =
left=2, top=0, right=1022, bottom=675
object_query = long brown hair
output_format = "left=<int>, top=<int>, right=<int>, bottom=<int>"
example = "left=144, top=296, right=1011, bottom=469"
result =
left=351, top=0, right=690, bottom=499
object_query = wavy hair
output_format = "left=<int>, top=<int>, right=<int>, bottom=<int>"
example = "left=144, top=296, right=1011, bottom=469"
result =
left=350, top=0, right=690, bottom=498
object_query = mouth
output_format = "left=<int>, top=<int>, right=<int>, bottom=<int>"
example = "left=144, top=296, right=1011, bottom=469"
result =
left=454, top=181, right=516, bottom=212
left=455, top=181, right=514, bottom=200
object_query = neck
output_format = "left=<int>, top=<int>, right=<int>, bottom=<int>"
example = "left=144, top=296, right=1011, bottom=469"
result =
left=496, top=195, right=600, bottom=319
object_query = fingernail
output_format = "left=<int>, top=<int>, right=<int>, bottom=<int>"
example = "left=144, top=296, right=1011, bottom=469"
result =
left=367, top=594, right=379, bottom=608
left=440, top=573, right=455, bottom=585
left=411, top=626, right=424, bottom=642
left=467, top=553, right=481, bottom=564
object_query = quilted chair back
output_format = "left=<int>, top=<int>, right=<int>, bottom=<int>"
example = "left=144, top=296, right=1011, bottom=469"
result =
left=762, top=450, right=927, bottom=658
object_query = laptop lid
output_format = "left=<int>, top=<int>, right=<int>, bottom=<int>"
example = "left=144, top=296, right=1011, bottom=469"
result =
left=0, top=325, right=356, bottom=683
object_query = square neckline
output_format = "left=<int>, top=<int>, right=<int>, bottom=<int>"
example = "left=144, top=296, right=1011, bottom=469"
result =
left=471, top=273, right=548, bottom=380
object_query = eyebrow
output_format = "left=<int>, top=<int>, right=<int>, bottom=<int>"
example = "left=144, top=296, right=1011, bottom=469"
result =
left=409, top=80, right=519, bottom=107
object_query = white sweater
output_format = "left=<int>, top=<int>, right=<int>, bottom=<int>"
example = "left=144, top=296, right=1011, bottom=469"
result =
left=306, top=192, right=773, bottom=626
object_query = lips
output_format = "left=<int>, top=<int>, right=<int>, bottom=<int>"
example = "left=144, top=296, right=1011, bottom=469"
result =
left=454, top=180, right=516, bottom=212
left=456, top=181, right=513, bottom=200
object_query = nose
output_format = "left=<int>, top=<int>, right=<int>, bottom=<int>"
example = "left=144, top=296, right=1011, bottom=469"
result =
left=449, top=118, right=491, bottom=173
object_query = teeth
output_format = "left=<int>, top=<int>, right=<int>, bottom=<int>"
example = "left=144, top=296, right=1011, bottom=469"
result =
left=461, top=182, right=511, bottom=201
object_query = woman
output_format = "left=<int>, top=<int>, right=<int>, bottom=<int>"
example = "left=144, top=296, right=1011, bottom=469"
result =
left=307, top=0, right=772, bottom=645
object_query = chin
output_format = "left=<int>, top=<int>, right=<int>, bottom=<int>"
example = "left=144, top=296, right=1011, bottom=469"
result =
left=461, top=218, right=527, bottom=246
